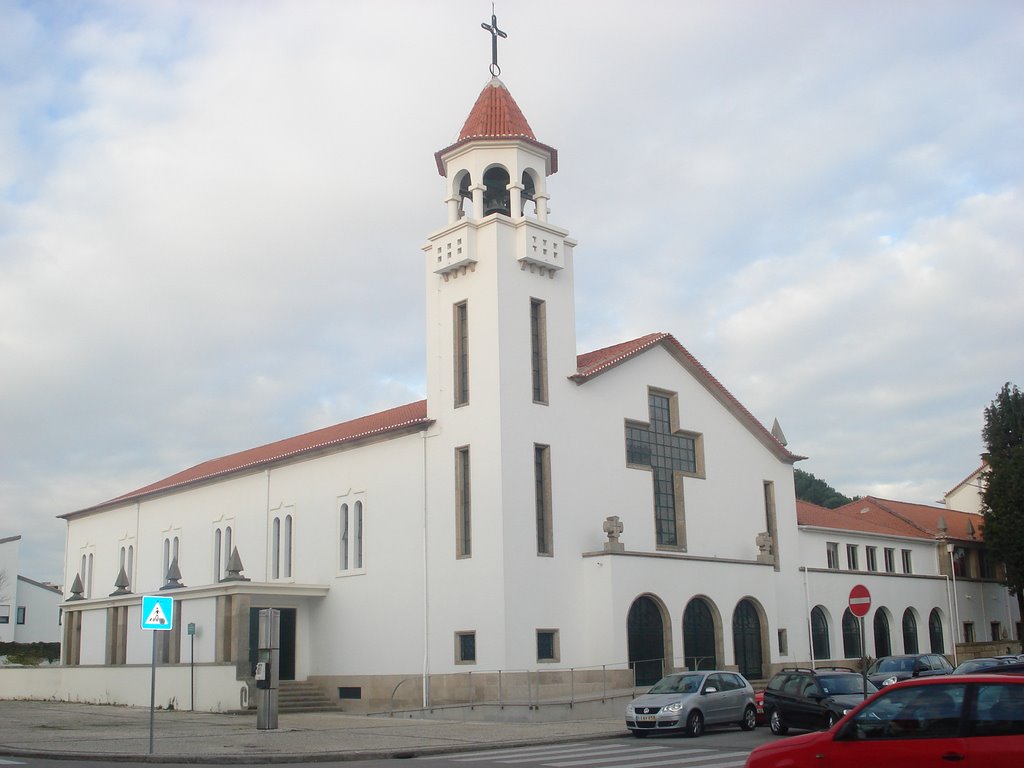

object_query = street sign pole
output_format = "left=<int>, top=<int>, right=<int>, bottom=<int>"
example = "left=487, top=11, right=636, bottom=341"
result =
left=848, top=585, right=872, bottom=702
left=149, top=629, right=157, bottom=754
left=141, top=595, right=175, bottom=755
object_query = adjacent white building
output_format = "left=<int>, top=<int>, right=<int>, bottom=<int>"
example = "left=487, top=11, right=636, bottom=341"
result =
left=0, top=535, right=62, bottom=645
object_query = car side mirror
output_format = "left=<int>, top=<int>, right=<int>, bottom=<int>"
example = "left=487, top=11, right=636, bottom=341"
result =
left=703, top=686, right=717, bottom=694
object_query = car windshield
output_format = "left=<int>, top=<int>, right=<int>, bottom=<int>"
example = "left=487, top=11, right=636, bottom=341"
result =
left=819, top=675, right=878, bottom=695
left=648, top=673, right=705, bottom=694
left=869, top=657, right=914, bottom=674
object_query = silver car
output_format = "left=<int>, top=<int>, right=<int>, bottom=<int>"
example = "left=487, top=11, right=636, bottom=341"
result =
left=625, top=670, right=757, bottom=737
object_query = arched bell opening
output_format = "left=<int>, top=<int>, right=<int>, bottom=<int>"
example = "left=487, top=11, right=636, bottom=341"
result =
left=453, top=170, right=472, bottom=220
left=520, top=170, right=537, bottom=216
left=482, top=166, right=511, bottom=216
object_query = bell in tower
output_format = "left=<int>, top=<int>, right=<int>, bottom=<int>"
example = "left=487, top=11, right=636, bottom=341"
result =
left=482, top=166, right=511, bottom=216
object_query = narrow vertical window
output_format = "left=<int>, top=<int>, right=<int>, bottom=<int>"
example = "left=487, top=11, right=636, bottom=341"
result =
left=272, top=517, right=281, bottom=579
left=86, top=553, right=94, bottom=598
left=763, top=480, right=779, bottom=569
left=162, top=540, right=170, bottom=580
left=172, top=536, right=179, bottom=564
left=866, top=546, right=878, bottom=571
left=224, top=528, right=232, bottom=569
left=846, top=544, right=859, bottom=570
left=284, top=515, right=293, bottom=578
left=354, top=501, right=363, bottom=569
left=826, top=542, right=839, bottom=570
left=16, top=606, right=26, bottom=624
left=530, top=298, right=548, bottom=404
left=534, top=444, right=553, bottom=555
left=453, top=301, right=469, bottom=406
left=884, top=548, right=896, bottom=573
left=901, top=548, right=913, bottom=574
left=214, top=529, right=222, bottom=581
left=339, top=503, right=349, bottom=570
left=455, top=446, right=472, bottom=558
left=126, top=546, right=133, bottom=589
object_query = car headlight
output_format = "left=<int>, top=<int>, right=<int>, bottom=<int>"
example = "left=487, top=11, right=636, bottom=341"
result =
left=842, top=708, right=852, bottom=715
left=626, top=704, right=635, bottom=715
left=662, top=702, right=684, bottom=713
left=882, top=676, right=898, bottom=687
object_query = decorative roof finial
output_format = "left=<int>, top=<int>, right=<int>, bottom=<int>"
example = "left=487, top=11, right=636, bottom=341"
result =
left=481, top=5, right=507, bottom=77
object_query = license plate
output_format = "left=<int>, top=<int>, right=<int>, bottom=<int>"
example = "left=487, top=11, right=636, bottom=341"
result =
left=636, top=714, right=656, bottom=722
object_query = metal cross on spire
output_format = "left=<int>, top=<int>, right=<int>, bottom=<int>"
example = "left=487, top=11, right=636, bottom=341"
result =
left=481, top=6, right=507, bottom=76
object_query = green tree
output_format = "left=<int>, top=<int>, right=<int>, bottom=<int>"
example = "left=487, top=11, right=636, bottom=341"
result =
left=794, top=468, right=853, bottom=508
left=981, top=382, right=1024, bottom=620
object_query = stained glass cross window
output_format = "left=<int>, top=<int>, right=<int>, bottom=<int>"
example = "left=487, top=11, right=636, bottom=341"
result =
left=625, top=390, right=702, bottom=548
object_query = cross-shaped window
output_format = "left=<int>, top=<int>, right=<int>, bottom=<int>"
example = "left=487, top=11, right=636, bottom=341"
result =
left=625, top=389, right=704, bottom=549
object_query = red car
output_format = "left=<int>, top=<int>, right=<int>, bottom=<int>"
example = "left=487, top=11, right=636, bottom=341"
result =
left=745, top=674, right=1024, bottom=768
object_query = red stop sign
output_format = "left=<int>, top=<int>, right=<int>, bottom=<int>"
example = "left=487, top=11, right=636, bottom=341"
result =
left=848, top=584, right=872, bottom=617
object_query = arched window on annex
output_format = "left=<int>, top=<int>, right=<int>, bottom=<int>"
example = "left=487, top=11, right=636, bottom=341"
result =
left=842, top=608, right=862, bottom=658
left=902, top=608, right=920, bottom=654
left=682, top=596, right=722, bottom=672
left=873, top=608, right=893, bottom=658
left=928, top=608, right=946, bottom=654
left=627, top=593, right=671, bottom=686
left=811, top=605, right=831, bottom=661
left=732, top=597, right=769, bottom=681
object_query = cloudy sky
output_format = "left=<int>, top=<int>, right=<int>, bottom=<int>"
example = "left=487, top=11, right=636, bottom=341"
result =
left=2, top=0, right=1022, bottom=584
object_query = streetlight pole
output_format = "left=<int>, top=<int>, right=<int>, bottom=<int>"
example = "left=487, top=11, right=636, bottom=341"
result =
left=948, top=544, right=962, bottom=649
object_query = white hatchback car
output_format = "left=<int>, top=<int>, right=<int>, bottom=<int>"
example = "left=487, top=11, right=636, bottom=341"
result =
left=626, top=670, right=757, bottom=737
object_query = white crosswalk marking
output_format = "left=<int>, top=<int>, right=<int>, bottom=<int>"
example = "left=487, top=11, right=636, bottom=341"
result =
left=426, top=742, right=749, bottom=768
left=0, top=760, right=26, bottom=765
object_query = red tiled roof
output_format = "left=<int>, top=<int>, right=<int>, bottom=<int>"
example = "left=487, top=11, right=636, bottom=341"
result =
left=64, top=401, right=431, bottom=517
left=797, top=499, right=932, bottom=539
left=435, top=78, right=558, bottom=176
left=457, top=77, right=536, bottom=141
left=573, top=332, right=804, bottom=464
left=868, top=497, right=984, bottom=541
left=801, top=496, right=986, bottom=542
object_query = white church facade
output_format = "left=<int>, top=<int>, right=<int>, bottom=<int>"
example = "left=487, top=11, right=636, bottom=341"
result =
left=4, top=66, right=1016, bottom=714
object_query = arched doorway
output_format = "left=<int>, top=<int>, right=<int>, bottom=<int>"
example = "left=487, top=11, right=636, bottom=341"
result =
left=811, top=606, right=830, bottom=660
left=628, top=595, right=667, bottom=685
left=842, top=608, right=861, bottom=658
left=733, top=599, right=763, bottom=680
left=873, top=610, right=892, bottom=657
left=683, top=597, right=718, bottom=670
left=929, top=609, right=945, bottom=653
left=902, top=609, right=919, bottom=654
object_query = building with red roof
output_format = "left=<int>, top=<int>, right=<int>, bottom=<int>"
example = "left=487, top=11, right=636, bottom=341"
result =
left=35, top=23, right=1017, bottom=716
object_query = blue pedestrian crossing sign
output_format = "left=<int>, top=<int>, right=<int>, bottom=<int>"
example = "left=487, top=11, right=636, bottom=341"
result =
left=141, top=595, right=174, bottom=631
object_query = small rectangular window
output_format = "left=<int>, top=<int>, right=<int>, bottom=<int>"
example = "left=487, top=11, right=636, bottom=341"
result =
left=778, top=628, right=789, bottom=656
left=991, top=621, right=1002, bottom=641
left=866, top=546, right=878, bottom=572
left=846, top=544, right=859, bottom=570
left=534, top=444, right=553, bottom=556
left=901, top=549, right=913, bottom=574
left=455, top=446, right=472, bottom=558
left=963, top=622, right=975, bottom=643
left=884, top=548, right=896, bottom=573
left=0, top=605, right=10, bottom=624
left=826, top=542, right=839, bottom=570
left=537, top=629, right=559, bottom=662
left=453, top=301, right=469, bottom=406
left=530, top=299, right=548, bottom=404
left=456, top=631, right=476, bottom=664
left=16, top=606, right=26, bottom=624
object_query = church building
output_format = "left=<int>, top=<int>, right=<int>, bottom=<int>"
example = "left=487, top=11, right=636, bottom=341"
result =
left=21, top=32, right=1011, bottom=715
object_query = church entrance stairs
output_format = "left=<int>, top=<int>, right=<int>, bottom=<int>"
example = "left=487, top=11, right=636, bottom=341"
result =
left=277, top=680, right=341, bottom=713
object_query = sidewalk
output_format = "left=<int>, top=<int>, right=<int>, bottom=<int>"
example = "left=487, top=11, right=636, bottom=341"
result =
left=0, top=700, right=627, bottom=764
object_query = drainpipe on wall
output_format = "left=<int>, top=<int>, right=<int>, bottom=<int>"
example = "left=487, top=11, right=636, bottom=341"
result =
left=802, top=567, right=814, bottom=668
left=422, top=430, right=430, bottom=709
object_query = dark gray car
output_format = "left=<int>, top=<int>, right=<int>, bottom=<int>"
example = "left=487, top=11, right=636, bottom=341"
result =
left=867, top=653, right=954, bottom=688
left=625, top=670, right=757, bottom=737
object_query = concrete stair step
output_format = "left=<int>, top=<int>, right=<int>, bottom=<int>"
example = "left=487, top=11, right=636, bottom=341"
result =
left=277, top=680, right=340, bottom=713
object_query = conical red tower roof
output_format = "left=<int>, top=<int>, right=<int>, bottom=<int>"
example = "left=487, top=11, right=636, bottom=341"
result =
left=457, top=77, right=537, bottom=141
left=435, top=77, right=557, bottom=176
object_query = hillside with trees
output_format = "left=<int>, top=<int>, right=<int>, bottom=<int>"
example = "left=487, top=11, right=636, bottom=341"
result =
left=794, top=468, right=854, bottom=508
